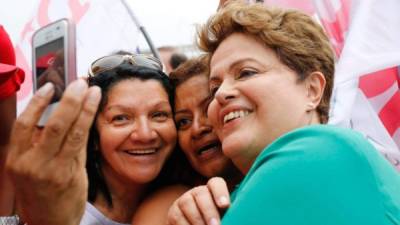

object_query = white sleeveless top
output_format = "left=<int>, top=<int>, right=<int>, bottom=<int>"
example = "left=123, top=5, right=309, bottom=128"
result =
left=80, top=202, right=130, bottom=225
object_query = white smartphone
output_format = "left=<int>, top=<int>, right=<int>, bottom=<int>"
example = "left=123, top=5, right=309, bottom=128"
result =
left=32, top=18, right=76, bottom=126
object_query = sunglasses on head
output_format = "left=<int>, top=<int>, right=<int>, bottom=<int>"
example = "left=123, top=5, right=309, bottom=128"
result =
left=88, top=54, right=164, bottom=77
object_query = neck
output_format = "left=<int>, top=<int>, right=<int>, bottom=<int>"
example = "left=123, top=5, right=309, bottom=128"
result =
left=93, top=170, right=148, bottom=223
left=308, top=111, right=322, bottom=125
left=221, top=165, right=244, bottom=192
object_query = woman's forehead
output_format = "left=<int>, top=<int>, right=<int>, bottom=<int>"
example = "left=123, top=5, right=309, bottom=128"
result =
left=105, top=79, right=169, bottom=106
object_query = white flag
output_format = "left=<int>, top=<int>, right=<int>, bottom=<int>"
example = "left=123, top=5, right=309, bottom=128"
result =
left=315, top=0, right=400, bottom=170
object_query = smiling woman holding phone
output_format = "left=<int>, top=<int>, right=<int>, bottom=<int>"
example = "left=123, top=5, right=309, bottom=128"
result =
left=5, top=53, right=197, bottom=225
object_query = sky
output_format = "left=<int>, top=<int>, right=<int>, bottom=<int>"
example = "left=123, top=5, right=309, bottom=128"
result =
left=0, top=0, right=219, bottom=49
left=127, top=0, right=218, bottom=49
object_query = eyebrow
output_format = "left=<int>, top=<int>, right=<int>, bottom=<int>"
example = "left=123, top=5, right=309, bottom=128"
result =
left=105, top=101, right=171, bottom=112
left=104, top=105, right=129, bottom=112
left=174, top=109, right=190, bottom=115
left=175, top=94, right=212, bottom=115
left=210, top=57, right=260, bottom=81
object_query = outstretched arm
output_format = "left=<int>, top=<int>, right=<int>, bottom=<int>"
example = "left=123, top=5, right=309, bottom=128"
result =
left=6, top=79, right=101, bottom=225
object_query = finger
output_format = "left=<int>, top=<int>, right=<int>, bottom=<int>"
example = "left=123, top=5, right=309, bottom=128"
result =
left=37, top=79, right=88, bottom=157
left=58, top=86, right=101, bottom=161
left=31, top=126, right=45, bottom=145
left=9, top=82, right=54, bottom=155
left=192, top=186, right=221, bottom=225
left=167, top=201, right=192, bottom=225
left=207, top=177, right=230, bottom=209
left=177, top=190, right=206, bottom=225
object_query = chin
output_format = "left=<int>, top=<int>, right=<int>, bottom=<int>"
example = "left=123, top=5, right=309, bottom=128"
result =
left=221, top=141, right=240, bottom=161
left=200, top=160, right=232, bottom=178
left=222, top=132, right=247, bottom=154
left=127, top=169, right=161, bottom=184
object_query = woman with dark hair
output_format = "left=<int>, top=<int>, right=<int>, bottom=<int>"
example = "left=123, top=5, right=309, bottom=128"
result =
left=170, top=55, right=241, bottom=187
left=5, top=53, right=198, bottom=225
left=79, top=54, right=196, bottom=225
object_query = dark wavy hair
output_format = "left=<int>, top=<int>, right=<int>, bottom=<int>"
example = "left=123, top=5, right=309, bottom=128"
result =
left=169, top=54, right=209, bottom=87
left=86, top=63, right=199, bottom=207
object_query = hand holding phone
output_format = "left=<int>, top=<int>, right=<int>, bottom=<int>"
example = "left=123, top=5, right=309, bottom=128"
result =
left=6, top=80, right=101, bottom=225
left=32, top=18, right=76, bottom=126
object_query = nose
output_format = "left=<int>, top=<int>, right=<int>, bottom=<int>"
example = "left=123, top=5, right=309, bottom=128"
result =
left=130, top=117, right=157, bottom=143
left=192, top=113, right=212, bottom=140
left=215, top=80, right=237, bottom=105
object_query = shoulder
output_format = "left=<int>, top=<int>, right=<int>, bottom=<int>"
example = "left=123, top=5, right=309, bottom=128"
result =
left=250, top=125, right=384, bottom=181
left=254, top=125, right=375, bottom=167
left=270, top=125, right=368, bottom=151
left=131, top=184, right=190, bottom=225
left=144, top=184, right=190, bottom=203
left=80, top=202, right=129, bottom=225
left=225, top=126, right=400, bottom=225
left=80, top=202, right=107, bottom=225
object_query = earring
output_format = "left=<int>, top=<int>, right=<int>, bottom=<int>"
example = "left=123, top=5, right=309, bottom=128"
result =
left=306, top=102, right=315, bottom=112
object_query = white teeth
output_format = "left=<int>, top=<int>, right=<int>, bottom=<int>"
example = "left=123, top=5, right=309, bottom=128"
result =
left=239, top=111, right=245, bottom=118
left=234, top=111, right=239, bottom=119
left=223, top=110, right=250, bottom=124
left=127, top=149, right=156, bottom=154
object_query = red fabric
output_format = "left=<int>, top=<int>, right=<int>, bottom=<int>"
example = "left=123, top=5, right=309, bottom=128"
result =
left=359, top=66, right=400, bottom=137
left=0, top=25, right=16, bottom=66
left=379, top=91, right=400, bottom=136
left=0, top=63, right=18, bottom=82
left=0, top=25, right=25, bottom=99
left=36, top=52, right=56, bottom=68
left=359, top=67, right=398, bottom=98
left=0, top=68, right=25, bottom=100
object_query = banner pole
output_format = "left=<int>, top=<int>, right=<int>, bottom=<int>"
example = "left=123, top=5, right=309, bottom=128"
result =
left=120, top=0, right=161, bottom=60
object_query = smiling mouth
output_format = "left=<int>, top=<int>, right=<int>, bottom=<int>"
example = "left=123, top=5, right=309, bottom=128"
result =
left=223, top=110, right=250, bottom=124
left=197, top=141, right=221, bottom=156
left=124, top=149, right=157, bottom=156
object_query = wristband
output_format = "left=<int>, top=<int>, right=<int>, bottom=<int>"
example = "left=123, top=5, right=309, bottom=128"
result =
left=0, top=215, right=27, bottom=225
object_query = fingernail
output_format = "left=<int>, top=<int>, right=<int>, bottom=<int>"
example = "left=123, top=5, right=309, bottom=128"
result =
left=36, top=82, right=54, bottom=97
left=218, top=196, right=229, bottom=206
left=87, top=87, right=101, bottom=104
left=209, top=218, right=219, bottom=225
left=69, top=79, right=88, bottom=93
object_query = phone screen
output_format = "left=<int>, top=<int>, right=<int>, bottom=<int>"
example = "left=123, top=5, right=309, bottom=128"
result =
left=35, top=37, right=65, bottom=104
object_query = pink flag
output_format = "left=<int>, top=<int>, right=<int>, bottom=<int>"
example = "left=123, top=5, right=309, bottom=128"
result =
left=7, top=0, right=142, bottom=111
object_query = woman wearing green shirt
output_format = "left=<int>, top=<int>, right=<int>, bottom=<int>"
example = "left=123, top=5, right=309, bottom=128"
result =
left=167, top=1, right=400, bottom=225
